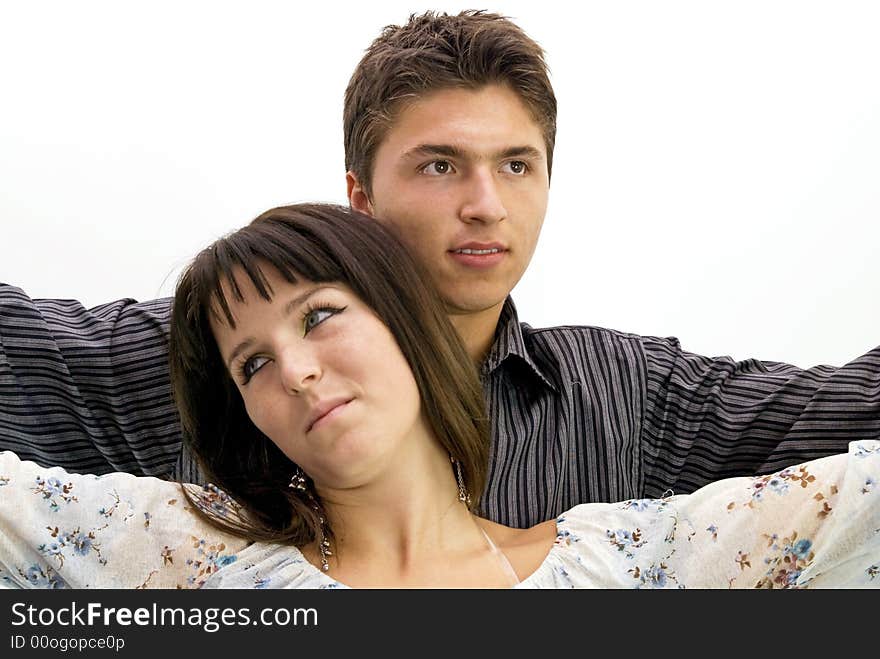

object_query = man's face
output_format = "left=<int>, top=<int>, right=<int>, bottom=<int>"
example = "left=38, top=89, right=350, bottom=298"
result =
left=349, top=84, right=550, bottom=317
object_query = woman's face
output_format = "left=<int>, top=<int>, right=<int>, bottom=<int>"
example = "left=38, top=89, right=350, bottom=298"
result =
left=210, top=265, right=428, bottom=490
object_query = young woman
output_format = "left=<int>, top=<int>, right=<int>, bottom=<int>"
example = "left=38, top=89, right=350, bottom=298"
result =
left=2, top=204, right=878, bottom=589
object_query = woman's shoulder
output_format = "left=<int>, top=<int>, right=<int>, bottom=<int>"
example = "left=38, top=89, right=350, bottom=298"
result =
left=0, top=450, right=253, bottom=589
left=201, top=541, right=344, bottom=589
left=476, top=516, right=557, bottom=583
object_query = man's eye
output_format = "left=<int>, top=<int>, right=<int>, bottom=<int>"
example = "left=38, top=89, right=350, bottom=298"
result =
left=421, top=160, right=454, bottom=176
left=502, top=160, right=528, bottom=175
left=303, top=307, right=342, bottom=334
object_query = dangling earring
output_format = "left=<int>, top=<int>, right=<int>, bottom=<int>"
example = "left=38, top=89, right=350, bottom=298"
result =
left=451, top=456, right=471, bottom=506
left=289, top=468, right=307, bottom=493
left=289, top=466, right=332, bottom=572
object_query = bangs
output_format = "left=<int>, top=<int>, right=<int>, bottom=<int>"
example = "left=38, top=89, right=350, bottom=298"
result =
left=206, top=260, right=284, bottom=330
left=188, top=219, right=345, bottom=330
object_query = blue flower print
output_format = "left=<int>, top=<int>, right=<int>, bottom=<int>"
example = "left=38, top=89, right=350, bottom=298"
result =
left=790, top=539, right=812, bottom=560
left=20, top=564, right=67, bottom=589
left=644, top=565, right=669, bottom=588
left=606, top=528, right=646, bottom=558
left=44, top=478, right=64, bottom=495
left=556, top=528, right=580, bottom=546
left=766, top=476, right=790, bottom=496
left=622, top=499, right=653, bottom=512
left=854, top=443, right=880, bottom=459
left=193, top=484, right=240, bottom=518
left=32, top=476, right=77, bottom=510
left=628, top=563, right=680, bottom=589
left=72, top=533, right=94, bottom=556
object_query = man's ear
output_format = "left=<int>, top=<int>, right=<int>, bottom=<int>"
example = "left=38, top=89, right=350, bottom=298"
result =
left=346, top=171, right=374, bottom=216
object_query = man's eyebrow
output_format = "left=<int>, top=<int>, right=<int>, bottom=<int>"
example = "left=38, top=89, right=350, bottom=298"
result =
left=224, top=284, right=331, bottom=369
left=404, top=144, right=544, bottom=162
left=405, top=144, right=468, bottom=160
left=496, top=145, right=544, bottom=161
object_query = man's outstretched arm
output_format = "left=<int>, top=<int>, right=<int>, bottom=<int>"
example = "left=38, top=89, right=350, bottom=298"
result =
left=641, top=335, right=880, bottom=496
left=0, top=283, right=188, bottom=479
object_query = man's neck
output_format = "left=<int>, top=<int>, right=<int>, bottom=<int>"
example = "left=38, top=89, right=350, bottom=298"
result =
left=447, top=300, right=506, bottom=364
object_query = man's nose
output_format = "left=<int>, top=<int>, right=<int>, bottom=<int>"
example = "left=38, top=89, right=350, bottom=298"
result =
left=460, top=169, right=507, bottom=225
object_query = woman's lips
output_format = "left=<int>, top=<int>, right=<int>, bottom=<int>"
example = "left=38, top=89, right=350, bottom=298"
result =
left=307, top=399, right=353, bottom=433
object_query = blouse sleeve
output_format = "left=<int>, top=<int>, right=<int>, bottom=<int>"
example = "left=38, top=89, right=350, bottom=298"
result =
left=671, top=439, right=880, bottom=587
left=558, top=440, right=880, bottom=588
left=0, top=451, right=250, bottom=589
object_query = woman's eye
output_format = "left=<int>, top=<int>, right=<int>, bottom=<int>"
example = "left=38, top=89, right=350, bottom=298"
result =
left=421, top=160, right=454, bottom=176
left=303, top=307, right=340, bottom=334
left=501, top=160, right=528, bottom=175
left=241, top=355, right=269, bottom=381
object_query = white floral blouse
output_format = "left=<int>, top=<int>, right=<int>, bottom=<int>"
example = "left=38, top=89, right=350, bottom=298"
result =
left=1, top=442, right=879, bottom=589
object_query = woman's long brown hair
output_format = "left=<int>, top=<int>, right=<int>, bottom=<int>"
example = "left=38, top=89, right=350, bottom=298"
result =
left=168, top=203, right=490, bottom=547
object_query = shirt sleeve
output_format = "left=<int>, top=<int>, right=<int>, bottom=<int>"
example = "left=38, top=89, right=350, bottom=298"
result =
left=0, top=283, right=195, bottom=479
left=640, top=335, right=880, bottom=496
left=0, top=450, right=249, bottom=589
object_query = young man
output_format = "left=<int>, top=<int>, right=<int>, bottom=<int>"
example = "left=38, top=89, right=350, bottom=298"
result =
left=1, top=11, right=878, bottom=528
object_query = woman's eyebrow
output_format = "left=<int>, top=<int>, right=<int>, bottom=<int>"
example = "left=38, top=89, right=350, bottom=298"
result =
left=224, top=285, right=334, bottom=369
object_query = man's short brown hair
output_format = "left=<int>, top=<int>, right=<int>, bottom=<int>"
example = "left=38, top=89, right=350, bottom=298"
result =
left=344, top=10, right=557, bottom=198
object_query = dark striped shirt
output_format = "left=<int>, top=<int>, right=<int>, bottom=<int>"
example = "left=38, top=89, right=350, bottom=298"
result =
left=1, top=284, right=878, bottom=528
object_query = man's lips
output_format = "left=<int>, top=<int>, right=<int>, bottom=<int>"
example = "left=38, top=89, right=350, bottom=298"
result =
left=449, top=241, right=507, bottom=254
left=448, top=242, right=507, bottom=268
left=305, top=398, right=354, bottom=433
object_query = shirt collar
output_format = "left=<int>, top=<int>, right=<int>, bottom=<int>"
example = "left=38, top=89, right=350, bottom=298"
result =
left=480, top=297, right=557, bottom=392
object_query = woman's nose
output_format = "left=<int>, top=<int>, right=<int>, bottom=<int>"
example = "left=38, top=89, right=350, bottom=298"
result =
left=278, top=346, right=322, bottom=395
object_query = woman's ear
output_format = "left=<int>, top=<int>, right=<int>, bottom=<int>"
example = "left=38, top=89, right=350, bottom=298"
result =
left=346, top=171, right=374, bottom=216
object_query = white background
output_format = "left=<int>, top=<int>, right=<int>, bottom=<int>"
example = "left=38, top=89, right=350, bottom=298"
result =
left=1, top=1, right=878, bottom=367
